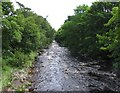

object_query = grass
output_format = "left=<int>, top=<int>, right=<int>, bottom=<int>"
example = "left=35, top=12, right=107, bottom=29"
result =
left=0, top=57, right=2, bottom=91
left=2, top=51, right=37, bottom=91
left=2, top=65, right=12, bottom=88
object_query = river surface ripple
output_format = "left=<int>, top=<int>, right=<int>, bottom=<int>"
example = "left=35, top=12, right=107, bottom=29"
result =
left=32, top=41, right=120, bottom=92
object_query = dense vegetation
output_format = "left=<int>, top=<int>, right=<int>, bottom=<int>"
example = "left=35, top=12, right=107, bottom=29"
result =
left=2, top=2, right=54, bottom=88
left=55, top=2, right=120, bottom=69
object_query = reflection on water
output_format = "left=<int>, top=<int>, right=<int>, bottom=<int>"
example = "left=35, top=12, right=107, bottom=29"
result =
left=32, top=41, right=120, bottom=92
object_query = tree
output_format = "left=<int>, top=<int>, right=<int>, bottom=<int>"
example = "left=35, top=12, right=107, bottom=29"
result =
left=55, top=2, right=120, bottom=68
left=2, top=2, right=55, bottom=66
left=97, top=3, right=120, bottom=68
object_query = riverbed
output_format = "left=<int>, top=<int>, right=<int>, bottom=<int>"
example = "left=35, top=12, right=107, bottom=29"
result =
left=32, top=41, right=120, bottom=92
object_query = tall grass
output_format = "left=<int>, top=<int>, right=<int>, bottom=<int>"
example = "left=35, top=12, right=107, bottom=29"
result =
left=2, top=51, right=37, bottom=90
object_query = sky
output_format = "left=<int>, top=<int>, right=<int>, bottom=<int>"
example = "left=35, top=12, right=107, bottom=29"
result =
left=10, top=0, right=96, bottom=30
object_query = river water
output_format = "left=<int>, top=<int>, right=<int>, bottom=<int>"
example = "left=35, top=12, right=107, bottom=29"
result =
left=32, top=41, right=120, bottom=92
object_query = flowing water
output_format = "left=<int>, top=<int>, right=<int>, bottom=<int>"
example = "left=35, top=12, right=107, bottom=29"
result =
left=32, top=41, right=120, bottom=92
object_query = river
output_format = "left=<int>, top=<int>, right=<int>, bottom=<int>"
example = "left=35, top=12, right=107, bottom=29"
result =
left=32, top=41, right=120, bottom=92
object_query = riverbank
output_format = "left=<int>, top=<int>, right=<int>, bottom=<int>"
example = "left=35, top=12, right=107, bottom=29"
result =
left=2, top=51, right=37, bottom=91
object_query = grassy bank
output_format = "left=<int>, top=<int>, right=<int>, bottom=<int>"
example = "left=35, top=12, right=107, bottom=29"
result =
left=2, top=51, right=37, bottom=91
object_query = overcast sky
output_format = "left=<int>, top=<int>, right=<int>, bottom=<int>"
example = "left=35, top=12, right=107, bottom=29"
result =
left=10, top=0, right=96, bottom=30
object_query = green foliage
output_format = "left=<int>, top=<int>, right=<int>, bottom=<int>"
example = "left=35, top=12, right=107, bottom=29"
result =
left=2, top=63, right=12, bottom=88
left=56, top=2, right=120, bottom=68
left=2, top=2, right=14, bottom=16
left=2, top=2, right=55, bottom=89
left=98, top=4, right=120, bottom=68
left=2, top=2, right=55, bottom=58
